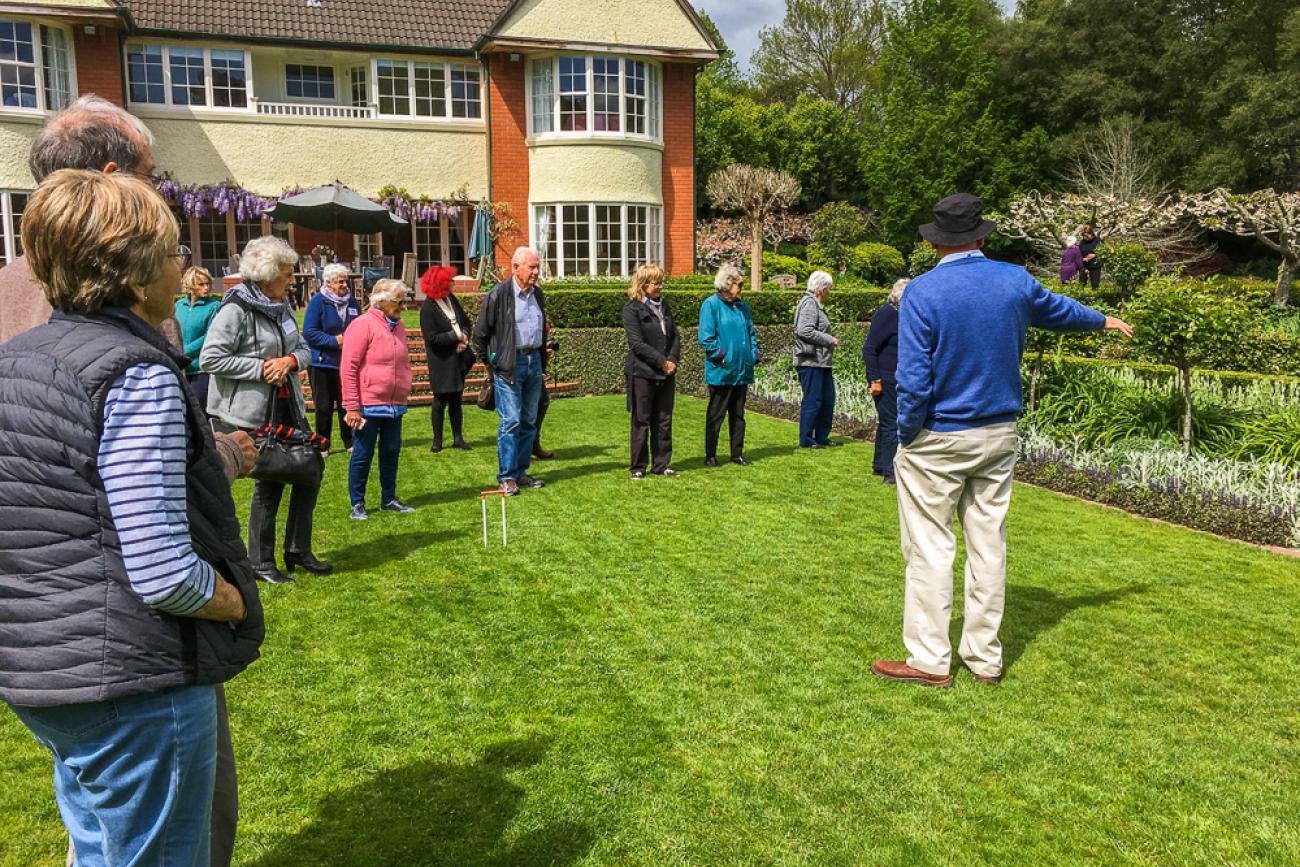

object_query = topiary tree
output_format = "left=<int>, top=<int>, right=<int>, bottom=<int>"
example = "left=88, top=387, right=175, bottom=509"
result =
left=846, top=242, right=906, bottom=284
left=908, top=240, right=939, bottom=275
left=1097, top=242, right=1158, bottom=294
left=707, top=165, right=802, bottom=291
left=1123, top=278, right=1254, bottom=454
left=809, top=201, right=871, bottom=273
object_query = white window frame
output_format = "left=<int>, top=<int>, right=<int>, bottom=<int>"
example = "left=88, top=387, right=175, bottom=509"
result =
left=372, top=58, right=481, bottom=122
left=0, top=18, right=76, bottom=114
left=125, top=42, right=253, bottom=111
left=1, top=189, right=31, bottom=265
left=284, top=63, right=337, bottom=103
left=531, top=203, right=664, bottom=278
left=410, top=213, right=471, bottom=273
left=527, top=54, right=662, bottom=144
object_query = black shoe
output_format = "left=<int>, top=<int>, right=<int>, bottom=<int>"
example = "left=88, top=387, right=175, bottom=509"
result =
left=822, top=440, right=845, bottom=447
left=732, top=456, right=752, bottom=466
left=704, top=457, right=720, bottom=468
left=382, top=497, right=416, bottom=513
left=653, top=468, right=679, bottom=477
left=883, top=475, right=897, bottom=486
left=253, top=564, right=294, bottom=584
left=630, top=470, right=646, bottom=479
left=430, top=442, right=443, bottom=453
left=284, top=552, right=333, bottom=575
left=517, top=474, right=546, bottom=489
left=452, top=439, right=472, bottom=450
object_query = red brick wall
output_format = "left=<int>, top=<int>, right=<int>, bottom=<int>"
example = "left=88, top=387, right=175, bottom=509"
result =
left=486, top=53, right=529, bottom=269
left=73, top=25, right=124, bottom=104
left=660, top=62, right=697, bottom=275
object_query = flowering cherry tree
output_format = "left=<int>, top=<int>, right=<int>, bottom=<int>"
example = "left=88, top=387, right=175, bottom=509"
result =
left=1187, top=188, right=1299, bottom=306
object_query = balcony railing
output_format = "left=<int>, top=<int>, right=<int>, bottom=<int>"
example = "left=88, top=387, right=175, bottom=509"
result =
left=252, top=100, right=376, bottom=120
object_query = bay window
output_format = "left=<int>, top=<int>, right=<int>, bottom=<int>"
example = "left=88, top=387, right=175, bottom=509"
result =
left=533, top=203, right=663, bottom=278
left=127, top=43, right=250, bottom=109
left=1, top=19, right=73, bottom=112
left=529, top=55, right=661, bottom=141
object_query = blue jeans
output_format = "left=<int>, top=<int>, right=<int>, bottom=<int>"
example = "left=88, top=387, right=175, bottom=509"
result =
left=797, top=366, right=836, bottom=446
left=349, top=414, right=403, bottom=506
left=872, top=381, right=898, bottom=477
left=495, top=353, right=543, bottom=482
left=10, top=685, right=217, bottom=867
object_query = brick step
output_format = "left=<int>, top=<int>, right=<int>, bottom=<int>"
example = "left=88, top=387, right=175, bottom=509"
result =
left=304, top=380, right=579, bottom=411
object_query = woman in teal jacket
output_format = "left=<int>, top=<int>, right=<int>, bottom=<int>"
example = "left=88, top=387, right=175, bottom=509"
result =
left=698, top=263, right=760, bottom=466
left=174, top=265, right=221, bottom=409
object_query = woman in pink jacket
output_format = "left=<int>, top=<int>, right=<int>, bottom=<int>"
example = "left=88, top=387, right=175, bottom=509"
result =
left=341, top=279, right=414, bottom=520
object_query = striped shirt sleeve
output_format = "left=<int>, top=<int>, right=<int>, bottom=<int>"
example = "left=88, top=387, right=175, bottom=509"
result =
left=98, top=363, right=216, bottom=615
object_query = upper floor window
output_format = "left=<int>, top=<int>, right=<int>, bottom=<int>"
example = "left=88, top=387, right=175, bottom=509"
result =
left=1, top=19, right=72, bottom=112
left=286, top=64, right=334, bottom=100
left=127, top=43, right=249, bottom=109
left=529, top=55, right=660, bottom=141
left=375, top=60, right=480, bottom=120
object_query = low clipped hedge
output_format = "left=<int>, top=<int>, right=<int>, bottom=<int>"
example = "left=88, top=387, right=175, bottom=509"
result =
left=458, top=288, right=888, bottom=329
left=1036, top=354, right=1300, bottom=390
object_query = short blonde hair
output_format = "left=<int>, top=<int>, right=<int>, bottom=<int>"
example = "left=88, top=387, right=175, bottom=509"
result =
left=627, top=263, right=665, bottom=301
left=22, top=169, right=177, bottom=314
left=238, top=236, right=298, bottom=285
left=714, top=263, right=743, bottom=292
left=181, top=265, right=213, bottom=298
left=368, top=278, right=407, bottom=306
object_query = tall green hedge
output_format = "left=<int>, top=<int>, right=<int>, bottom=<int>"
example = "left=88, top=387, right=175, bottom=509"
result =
left=458, top=288, right=888, bottom=329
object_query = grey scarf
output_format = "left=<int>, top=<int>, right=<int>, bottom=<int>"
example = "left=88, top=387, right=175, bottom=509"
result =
left=224, top=281, right=289, bottom=320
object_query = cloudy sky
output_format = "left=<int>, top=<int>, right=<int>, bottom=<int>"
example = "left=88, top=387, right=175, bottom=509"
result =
left=695, top=0, right=1018, bottom=72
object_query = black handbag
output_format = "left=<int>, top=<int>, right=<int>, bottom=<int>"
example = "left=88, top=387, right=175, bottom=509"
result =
left=250, top=389, right=325, bottom=488
left=476, top=373, right=496, bottom=411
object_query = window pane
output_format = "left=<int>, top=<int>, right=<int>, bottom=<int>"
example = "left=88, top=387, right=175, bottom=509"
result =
left=210, top=50, right=247, bottom=108
left=558, top=57, right=586, bottom=132
left=625, top=60, right=646, bottom=136
left=592, top=57, right=619, bottom=133
left=349, top=65, right=368, bottom=107
left=282, top=64, right=335, bottom=100
left=449, top=64, right=480, bottom=119
left=197, top=214, right=228, bottom=276
left=0, top=62, right=37, bottom=108
left=534, top=206, right=557, bottom=279
left=234, top=218, right=263, bottom=253
left=595, top=205, right=622, bottom=275
left=561, top=204, right=590, bottom=276
left=0, top=20, right=34, bottom=64
left=627, top=205, right=649, bottom=269
left=412, top=62, right=445, bottom=117
left=126, top=44, right=165, bottom=104
left=170, top=47, right=206, bottom=106
left=648, top=207, right=661, bottom=264
left=530, top=58, right=553, bottom=134
left=1, top=21, right=37, bottom=108
left=377, top=60, right=410, bottom=115
left=39, top=26, right=70, bottom=111
left=414, top=220, right=441, bottom=271
left=648, top=64, right=660, bottom=139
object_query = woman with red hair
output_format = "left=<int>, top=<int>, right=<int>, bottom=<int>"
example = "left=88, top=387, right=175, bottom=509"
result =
left=418, top=265, right=475, bottom=451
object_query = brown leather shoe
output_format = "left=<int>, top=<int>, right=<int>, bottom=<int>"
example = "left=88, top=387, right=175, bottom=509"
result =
left=532, top=446, right=555, bottom=459
left=871, top=659, right=953, bottom=688
left=964, top=664, right=1002, bottom=684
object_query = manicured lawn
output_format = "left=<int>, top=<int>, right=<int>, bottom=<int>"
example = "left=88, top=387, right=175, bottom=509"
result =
left=2, top=396, right=1297, bottom=865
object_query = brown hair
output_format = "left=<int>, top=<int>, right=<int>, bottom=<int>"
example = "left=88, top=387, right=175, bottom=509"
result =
left=627, top=262, right=665, bottom=301
left=22, top=169, right=178, bottom=314
left=181, top=265, right=214, bottom=299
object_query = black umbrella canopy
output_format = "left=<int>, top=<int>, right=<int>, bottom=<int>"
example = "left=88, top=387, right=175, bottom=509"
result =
left=263, top=182, right=408, bottom=234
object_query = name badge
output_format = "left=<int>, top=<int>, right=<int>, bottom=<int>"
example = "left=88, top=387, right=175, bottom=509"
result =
left=281, top=317, right=297, bottom=336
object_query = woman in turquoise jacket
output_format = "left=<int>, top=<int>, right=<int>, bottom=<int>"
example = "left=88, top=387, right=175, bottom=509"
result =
left=698, top=263, right=760, bottom=466
left=174, top=265, right=221, bottom=409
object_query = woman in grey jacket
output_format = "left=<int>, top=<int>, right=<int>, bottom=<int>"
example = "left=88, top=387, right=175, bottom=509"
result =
left=794, top=270, right=841, bottom=448
left=202, top=236, right=330, bottom=583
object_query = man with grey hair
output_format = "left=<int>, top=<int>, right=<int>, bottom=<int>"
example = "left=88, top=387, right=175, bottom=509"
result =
left=472, top=246, right=549, bottom=496
left=0, top=95, right=156, bottom=343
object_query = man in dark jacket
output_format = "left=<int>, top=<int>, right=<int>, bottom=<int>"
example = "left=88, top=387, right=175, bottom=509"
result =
left=472, top=247, right=548, bottom=496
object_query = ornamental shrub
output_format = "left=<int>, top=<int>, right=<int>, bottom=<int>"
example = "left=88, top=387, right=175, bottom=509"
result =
left=810, top=202, right=871, bottom=272
left=745, top=252, right=813, bottom=282
left=1098, top=242, right=1157, bottom=293
left=845, top=242, right=906, bottom=284
left=908, top=241, right=939, bottom=276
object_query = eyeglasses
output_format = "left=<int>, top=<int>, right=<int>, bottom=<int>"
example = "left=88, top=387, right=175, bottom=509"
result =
left=168, top=245, right=191, bottom=262
left=124, top=168, right=167, bottom=187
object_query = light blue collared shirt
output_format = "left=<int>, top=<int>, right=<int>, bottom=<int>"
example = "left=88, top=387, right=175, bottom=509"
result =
left=938, top=249, right=986, bottom=266
left=513, top=279, right=543, bottom=350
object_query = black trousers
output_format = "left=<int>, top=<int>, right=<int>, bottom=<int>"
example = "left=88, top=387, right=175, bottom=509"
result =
left=629, top=375, right=675, bottom=472
left=705, top=384, right=747, bottom=460
left=431, top=391, right=465, bottom=446
left=249, top=477, right=320, bottom=566
left=309, top=366, right=352, bottom=450
left=1085, top=264, right=1101, bottom=289
left=185, top=371, right=210, bottom=414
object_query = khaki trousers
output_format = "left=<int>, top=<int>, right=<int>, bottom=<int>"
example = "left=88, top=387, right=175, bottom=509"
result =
left=894, top=423, right=1018, bottom=678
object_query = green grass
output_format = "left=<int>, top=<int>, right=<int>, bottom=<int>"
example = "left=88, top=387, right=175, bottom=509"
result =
left=2, top=396, right=1298, bottom=866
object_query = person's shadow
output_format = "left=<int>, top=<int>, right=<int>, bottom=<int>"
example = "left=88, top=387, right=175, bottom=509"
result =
left=248, top=736, right=594, bottom=867
left=1000, top=583, right=1144, bottom=669
left=325, top=529, right=468, bottom=570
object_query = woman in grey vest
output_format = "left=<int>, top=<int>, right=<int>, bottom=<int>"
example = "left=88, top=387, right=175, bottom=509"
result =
left=793, top=270, right=842, bottom=448
left=0, top=170, right=263, bottom=866
left=202, top=236, right=330, bottom=583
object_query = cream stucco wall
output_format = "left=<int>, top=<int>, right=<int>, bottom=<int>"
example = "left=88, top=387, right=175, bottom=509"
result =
left=496, top=0, right=712, bottom=51
left=141, top=114, right=487, bottom=199
left=0, top=119, right=41, bottom=189
left=528, top=140, right=662, bottom=205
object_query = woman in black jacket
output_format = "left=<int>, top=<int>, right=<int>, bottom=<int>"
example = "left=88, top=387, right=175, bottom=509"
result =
left=623, top=263, right=681, bottom=478
left=863, top=278, right=908, bottom=484
left=418, top=265, right=475, bottom=451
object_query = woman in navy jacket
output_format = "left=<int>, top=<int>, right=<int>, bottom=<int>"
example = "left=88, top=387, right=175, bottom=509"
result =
left=863, top=278, right=908, bottom=483
left=302, top=264, right=362, bottom=452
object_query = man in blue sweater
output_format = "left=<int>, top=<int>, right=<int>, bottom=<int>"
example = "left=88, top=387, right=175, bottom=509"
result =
left=872, top=194, right=1132, bottom=688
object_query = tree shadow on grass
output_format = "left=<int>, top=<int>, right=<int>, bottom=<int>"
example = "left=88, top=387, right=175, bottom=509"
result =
left=325, top=529, right=468, bottom=571
left=248, top=736, right=594, bottom=867
left=1001, top=583, right=1145, bottom=670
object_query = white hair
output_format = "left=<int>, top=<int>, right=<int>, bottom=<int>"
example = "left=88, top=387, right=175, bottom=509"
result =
left=512, top=246, right=539, bottom=266
left=888, top=278, right=910, bottom=308
left=714, top=263, right=743, bottom=291
left=321, top=263, right=350, bottom=286
left=73, top=94, right=155, bottom=148
left=807, top=270, right=833, bottom=296
left=1065, top=235, right=1078, bottom=247
left=238, top=236, right=299, bottom=285
left=368, top=278, right=407, bottom=306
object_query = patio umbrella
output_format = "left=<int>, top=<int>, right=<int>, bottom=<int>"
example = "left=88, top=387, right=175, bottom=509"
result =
left=467, top=201, right=492, bottom=279
left=263, top=182, right=408, bottom=234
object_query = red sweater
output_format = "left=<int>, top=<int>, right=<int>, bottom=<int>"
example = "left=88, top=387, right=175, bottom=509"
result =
left=340, top=306, right=413, bottom=411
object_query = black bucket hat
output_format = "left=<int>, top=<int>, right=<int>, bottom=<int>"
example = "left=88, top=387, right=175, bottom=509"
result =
left=919, top=193, right=996, bottom=246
